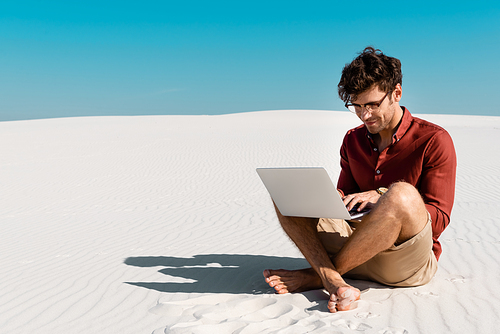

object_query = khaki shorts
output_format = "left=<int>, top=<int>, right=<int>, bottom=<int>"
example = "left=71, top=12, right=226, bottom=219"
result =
left=317, top=214, right=437, bottom=287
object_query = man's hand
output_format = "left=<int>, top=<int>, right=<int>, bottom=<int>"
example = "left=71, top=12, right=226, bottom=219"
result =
left=342, top=190, right=381, bottom=212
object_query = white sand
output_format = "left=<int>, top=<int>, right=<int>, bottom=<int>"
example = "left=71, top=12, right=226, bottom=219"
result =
left=1, top=110, right=499, bottom=333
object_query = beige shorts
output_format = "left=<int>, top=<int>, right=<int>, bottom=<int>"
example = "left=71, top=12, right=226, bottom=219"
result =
left=317, top=214, right=437, bottom=287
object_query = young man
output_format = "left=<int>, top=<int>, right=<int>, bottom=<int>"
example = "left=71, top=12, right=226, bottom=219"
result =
left=263, top=47, right=457, bottom=313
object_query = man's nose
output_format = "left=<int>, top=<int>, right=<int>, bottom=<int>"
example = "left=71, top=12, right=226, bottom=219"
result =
left=358, top=108, right=373, bottom=120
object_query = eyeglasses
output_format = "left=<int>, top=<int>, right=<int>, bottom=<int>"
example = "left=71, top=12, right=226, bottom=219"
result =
left=345, top=91, right=390, bottom=114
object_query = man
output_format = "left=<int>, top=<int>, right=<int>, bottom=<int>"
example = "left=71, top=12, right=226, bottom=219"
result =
left=263, top=47, right=457, bottom=313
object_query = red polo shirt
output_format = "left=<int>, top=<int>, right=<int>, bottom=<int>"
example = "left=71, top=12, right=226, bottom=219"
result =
left=337, top=107, right=457, bottom=260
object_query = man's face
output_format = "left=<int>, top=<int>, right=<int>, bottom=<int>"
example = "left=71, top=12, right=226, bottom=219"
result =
left=351, top=84, right=402, bottom=135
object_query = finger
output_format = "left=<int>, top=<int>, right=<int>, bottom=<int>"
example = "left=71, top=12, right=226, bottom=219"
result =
left=343, top=196, right=353, bottom=209
left=357, top=201, right=368, bottom=211
left=342, top=195, right=353, bottom=206
left=346, top=197, right=361, bottom=211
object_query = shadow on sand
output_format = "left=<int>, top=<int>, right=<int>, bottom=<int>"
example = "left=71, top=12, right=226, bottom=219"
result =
left=124, top=254, right=383, bottom=295
left=124, top=254, right=308, bottom=294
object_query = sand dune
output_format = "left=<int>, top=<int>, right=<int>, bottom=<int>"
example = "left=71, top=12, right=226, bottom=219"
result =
left=1, top=110, right=499, bottom=333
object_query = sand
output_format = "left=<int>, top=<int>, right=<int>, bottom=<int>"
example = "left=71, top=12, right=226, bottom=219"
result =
left=1, top=110, right=499, bottom=333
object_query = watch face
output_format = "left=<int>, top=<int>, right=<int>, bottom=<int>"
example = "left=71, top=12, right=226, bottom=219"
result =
left=377, top=187, right=388, bottom=195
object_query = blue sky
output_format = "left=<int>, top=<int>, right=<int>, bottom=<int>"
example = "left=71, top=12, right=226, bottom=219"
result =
left=1, top=1, right=499, bottom=121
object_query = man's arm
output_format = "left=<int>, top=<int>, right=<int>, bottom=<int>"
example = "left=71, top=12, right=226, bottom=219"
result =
left=337, top=134, right=361, bottom=198
left=419, top=130, right=457, bottom=250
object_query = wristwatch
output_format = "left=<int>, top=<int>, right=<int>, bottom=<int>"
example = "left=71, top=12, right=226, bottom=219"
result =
left=376, top=187, right=388, bottom=195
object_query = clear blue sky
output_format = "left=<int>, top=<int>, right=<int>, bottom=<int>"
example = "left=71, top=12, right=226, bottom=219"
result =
left=1, top=1, right=499, bottom=121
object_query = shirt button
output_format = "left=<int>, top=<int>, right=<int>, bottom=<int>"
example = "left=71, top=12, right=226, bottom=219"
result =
left=376, top=170, right=381, bottom=174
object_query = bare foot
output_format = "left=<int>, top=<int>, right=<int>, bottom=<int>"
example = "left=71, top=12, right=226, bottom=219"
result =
left=263, top=268, right=323, bottom=294
left=263, top=268, right=360, bottom=313
left=327, top=285, right=360, bottom=313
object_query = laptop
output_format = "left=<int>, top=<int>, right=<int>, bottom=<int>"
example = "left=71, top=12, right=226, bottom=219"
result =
left=256, top=167, right=369, bottom=220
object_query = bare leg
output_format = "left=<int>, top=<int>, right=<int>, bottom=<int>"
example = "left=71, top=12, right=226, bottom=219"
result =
left=333, top=182, right=429, bottom=275
left=264, top=182, right=428, bottom=312
left=264, top=204, right=360, bottom=312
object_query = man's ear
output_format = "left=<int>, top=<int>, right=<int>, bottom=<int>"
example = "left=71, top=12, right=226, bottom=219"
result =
left=393, top=83, right=402, bottom=102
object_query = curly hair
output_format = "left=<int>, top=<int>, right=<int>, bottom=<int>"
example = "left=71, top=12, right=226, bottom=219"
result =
left=338, top=47, right=402, bottom=103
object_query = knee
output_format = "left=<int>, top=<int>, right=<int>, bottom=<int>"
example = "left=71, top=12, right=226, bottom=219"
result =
left=384, top=182, right=424, bottom=216
left=388, top=182, right=421, bottom=201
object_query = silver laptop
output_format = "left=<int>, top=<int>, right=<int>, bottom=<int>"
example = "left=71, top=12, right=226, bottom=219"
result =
left=256, top=167, right=369, bottom=220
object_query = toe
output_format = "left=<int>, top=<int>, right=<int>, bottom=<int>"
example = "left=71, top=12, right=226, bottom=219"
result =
left=328, top=294, right=338, bottom=312
left=275, top=286, right=289, bottom=294
left=328, top=302, right=338, bottom=313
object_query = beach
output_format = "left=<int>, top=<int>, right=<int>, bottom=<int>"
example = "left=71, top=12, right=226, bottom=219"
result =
left=1, top=110, right=499, bottom=333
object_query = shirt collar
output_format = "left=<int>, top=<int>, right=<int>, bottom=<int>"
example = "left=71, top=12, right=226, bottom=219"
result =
left=366, top=106, right=413, bottom=143
left=393, top=106, right=412, bottom=142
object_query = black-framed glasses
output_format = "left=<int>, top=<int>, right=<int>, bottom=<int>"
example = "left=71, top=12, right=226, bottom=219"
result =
left=345, top=91, right=390, bottom=114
